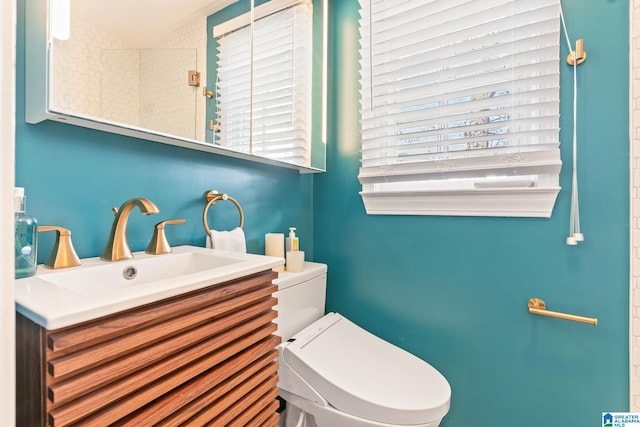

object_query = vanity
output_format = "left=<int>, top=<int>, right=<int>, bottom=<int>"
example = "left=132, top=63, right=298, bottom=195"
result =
left=15, top=246, right=283, bottom=426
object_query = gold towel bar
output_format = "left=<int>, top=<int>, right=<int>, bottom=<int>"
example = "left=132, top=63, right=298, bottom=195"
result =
left=528, top=298, right=597, bottom=326
left=202, top=190, right=245, bottom=237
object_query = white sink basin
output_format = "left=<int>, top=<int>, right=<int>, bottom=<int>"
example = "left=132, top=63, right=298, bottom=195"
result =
left=41, top=251, right=244, bottom=296
left=15, top=245, right=284, bottom=330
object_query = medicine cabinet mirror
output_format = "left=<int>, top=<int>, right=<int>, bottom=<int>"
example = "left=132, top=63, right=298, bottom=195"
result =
left=25, top=0, right=327, bottom=173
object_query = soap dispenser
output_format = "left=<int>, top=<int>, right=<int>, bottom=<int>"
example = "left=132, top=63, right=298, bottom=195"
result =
left=286, top=227, right=299, bottom=252
left=14, top=187, right=38, bottom=279
left=285, top=227, right=304, bottom=272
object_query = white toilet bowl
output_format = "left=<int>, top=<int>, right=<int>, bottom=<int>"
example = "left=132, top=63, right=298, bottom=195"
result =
left=274, top=264, right=451, bottom=427
left=277, top=313, right=450, bottom=427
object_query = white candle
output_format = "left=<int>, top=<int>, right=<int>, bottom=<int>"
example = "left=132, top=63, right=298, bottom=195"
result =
left=265, top=233, right=285, bottom=272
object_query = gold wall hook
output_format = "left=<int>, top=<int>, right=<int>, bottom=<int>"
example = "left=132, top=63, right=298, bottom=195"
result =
left=145, top=219, right=186, bottom=255
left=566, top=39, right=587, bottom=66
left=38, top=225, right=82, bottom=269
left=528, top=298, right=597, bottom=325
left=203, top=87, right=214, bottom=98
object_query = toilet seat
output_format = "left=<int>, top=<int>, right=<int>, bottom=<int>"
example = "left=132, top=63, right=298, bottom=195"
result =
left=279, top=313, right=451, bottom=426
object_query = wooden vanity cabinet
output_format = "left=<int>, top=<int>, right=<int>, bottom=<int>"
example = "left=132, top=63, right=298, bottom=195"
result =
left=16, top=269, right=281, bottom=426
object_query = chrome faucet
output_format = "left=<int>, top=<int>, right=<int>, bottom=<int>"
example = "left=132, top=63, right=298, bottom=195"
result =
left=101, top=198, right=160, bottom=261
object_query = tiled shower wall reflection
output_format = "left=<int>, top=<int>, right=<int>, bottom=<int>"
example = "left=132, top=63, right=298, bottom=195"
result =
left=52, top=17, right=206, bottom=141
left=52, top=19, right=133, bottom=120
left=146, top=20, right=207, bottom=142
left=632, top=0, right=640, bottom=411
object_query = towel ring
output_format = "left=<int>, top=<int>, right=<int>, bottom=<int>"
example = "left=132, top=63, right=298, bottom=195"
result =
left=202, top=190, right=245, bottom=237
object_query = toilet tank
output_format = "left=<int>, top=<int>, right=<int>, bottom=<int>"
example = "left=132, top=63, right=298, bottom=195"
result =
left=273, top=262, right=327, bottom=341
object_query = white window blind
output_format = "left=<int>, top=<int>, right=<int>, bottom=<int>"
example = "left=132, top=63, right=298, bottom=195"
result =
left=215, top=1, right=313, bottom=167
left=358, top=0, right=562, bottom=217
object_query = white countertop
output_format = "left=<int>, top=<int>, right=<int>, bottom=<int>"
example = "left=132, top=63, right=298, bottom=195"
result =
left=14, top=245, right=284, bottom=330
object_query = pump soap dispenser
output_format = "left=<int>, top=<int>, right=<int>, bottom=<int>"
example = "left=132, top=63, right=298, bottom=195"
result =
left=14, top=187, right=38, bottom=279
left=286, top=227, right=299, bottom=252
left=285, top=227, right=304, bottom=272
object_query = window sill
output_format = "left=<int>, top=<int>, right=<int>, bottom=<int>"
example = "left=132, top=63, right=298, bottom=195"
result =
left=360, top=187, right=561, bottom=217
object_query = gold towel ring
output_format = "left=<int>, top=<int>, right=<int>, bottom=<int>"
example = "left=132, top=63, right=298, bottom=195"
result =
left=202, top=190, right=245, bottom=237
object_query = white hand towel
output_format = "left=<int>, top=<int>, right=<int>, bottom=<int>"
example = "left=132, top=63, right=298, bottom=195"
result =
left=206, top=227, right=246, bottom=253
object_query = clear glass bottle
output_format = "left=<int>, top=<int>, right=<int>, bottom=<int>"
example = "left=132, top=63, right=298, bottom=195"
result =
left=15, top=187, right=38, bottom=279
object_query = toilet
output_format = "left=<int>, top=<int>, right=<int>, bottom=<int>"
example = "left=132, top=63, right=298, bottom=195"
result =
left=273, top=262, right=451, bottom=427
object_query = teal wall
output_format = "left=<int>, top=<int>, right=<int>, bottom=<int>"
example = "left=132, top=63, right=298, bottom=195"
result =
left=14, top=0, right=314, bottom=263
left=15, top=0, right=631, bottom=425
left=314, top=1, right=630, bottom=426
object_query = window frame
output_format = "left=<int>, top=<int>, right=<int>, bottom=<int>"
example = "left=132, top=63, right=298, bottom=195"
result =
left=357, top=0, right=562, bottom=217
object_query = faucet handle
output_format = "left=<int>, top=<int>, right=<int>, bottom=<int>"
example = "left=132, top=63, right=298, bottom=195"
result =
left=38, top=226, right=82, bottom=269
left=145, top=219, right=186, bottom=255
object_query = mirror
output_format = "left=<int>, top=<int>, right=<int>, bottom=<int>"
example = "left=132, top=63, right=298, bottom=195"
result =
left=25, top=0, right=326, bottom=172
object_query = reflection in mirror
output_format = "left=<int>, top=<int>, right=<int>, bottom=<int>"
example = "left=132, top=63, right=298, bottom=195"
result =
left=51, top=0, right=216, bottom=140
left=211, top=0, right=313, bottom=167
left=26, top=0, right=326, bottom=172
left=206, top=0, right=326, bottom=170
left=100, top=48, right=197, bottom=139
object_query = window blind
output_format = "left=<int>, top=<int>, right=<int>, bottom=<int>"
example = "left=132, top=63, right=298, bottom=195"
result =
left=358, top=0, right=562, bottom=217
left=215, top=1, right=313, bottom=167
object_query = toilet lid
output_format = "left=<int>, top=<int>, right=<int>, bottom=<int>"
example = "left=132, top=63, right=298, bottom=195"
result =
left=281, top=313, right=451, bottom=425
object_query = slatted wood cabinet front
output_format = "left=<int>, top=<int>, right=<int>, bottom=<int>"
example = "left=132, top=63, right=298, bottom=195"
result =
left=16, top=269, right=281, bottom=426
